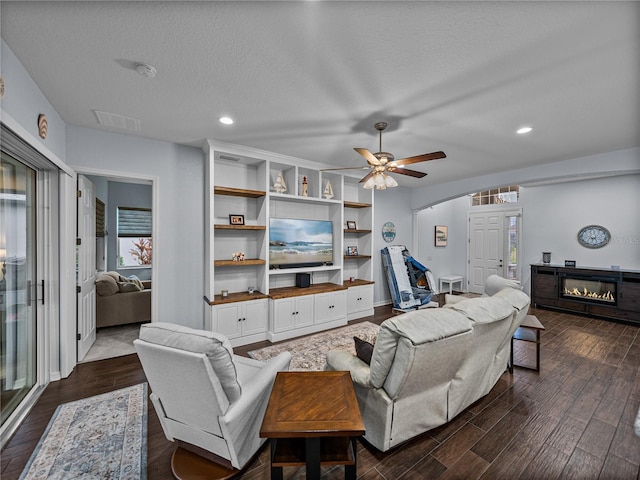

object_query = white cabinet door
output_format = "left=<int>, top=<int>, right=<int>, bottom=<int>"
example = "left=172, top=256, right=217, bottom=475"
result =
left=315, top=290, right=347, bottom=324
left=347, top=285, right=373, bottom=320
left=213, top=303, right=242, bottom=339
left=271, top=297, right=297, bottom=333
left=295, top=295, right=314, bottom=328
left=243, top=299, right=268, bottom=336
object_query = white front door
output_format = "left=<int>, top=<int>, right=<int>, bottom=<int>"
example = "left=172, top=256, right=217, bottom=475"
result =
left=468, top=211, right=504, bottom=294
left=77, top=175, right=96, bottom=361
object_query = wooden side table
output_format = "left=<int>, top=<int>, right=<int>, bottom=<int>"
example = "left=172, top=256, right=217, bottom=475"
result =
left=510, top=314, right=545, bottom=372
left=260, top=371, right=365, bottom=480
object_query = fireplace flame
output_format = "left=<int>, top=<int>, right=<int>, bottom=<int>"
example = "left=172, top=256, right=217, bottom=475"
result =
left=563, top=287, right=614, bottom=302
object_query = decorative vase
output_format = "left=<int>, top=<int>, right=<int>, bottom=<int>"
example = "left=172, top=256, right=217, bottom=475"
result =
left=542, top=252, right=551, bottom=264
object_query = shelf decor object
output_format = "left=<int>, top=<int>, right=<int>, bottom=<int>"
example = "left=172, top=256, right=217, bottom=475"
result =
left=542, top=252, right=551, bottom=264
left=346, top=246, right=359, bottom=256
left=301, top=176, right=308, bottom=197
left=229, top=214, right=244, bottom=225
left=272, top=172, right=287, bottom=193
left=346, top=221, right=357, bottom=230
left=323, top=180, right=334, bottom=199
left=435, top=225, right=448, bottom=247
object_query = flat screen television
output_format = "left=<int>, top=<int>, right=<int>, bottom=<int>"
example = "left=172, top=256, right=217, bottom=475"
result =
left=269, top=217, right=333, bottom=269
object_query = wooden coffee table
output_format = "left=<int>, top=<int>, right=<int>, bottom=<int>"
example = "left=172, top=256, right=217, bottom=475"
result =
left=260, top=371, right=365, bottom=480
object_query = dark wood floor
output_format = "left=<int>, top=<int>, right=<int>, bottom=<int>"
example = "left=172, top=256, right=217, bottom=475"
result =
left=2, top=304, right=640, bottom=479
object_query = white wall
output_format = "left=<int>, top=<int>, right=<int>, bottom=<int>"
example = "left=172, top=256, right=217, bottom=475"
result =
left=520, top=174, right=640, bottom=291
left=414, top=196, right=470, bottom=290
left=412, top=174, right=640, bottom=297
left=372, top=187, right=413, bottom=306
left=67, top=126, right=205, bottom=328
left=1, top=39, right=66, bottom=160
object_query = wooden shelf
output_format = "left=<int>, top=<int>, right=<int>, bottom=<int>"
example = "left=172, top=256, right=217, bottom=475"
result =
left=214, top=186, right=266, bottom=198
left=272, top=437, right=354, bottom=467
left=343, top=279, right=375, bottom=287
left=206, top=291, right=268, bottom=305
left=344, top=255, right=372, bottom=260
left=214, top=224, right=266, bottom=230
left=343, top=201, right=371, bottom=209
left=344, top=229, right=372, bottom=234
left=269, top=282, right=347, bottom=300
left=214, top=259, right=266, bottom=267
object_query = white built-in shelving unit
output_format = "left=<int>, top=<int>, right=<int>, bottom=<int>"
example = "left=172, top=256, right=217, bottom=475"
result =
left=203, top=140, right=374, bottom=345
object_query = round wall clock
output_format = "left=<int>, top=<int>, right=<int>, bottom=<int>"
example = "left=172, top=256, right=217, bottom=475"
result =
left=577, top=225, right=611, bottom=249
left=382, top=221, right=396, bottom=243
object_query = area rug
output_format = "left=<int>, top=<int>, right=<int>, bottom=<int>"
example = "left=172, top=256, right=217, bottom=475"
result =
left=248, top=321, right=380, bottom=371
left=20, top=383, right=147, bottom=480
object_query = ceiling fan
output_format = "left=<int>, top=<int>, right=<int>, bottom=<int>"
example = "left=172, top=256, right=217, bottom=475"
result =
left=323, top=122, right=446, bottom=189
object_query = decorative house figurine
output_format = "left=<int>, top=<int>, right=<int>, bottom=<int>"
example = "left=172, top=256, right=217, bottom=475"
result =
left=323, top=180, right=334, bottom=199
left=301, top=176, right=309, bottom=197
left=272, top=173, right=287, bottom=193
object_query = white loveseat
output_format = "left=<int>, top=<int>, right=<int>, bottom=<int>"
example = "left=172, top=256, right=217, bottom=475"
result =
left=325, top=278, right=529, bottom=452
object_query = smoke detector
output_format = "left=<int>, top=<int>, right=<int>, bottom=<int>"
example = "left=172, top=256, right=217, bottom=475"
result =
left=136, top=63, right=157, bottom=78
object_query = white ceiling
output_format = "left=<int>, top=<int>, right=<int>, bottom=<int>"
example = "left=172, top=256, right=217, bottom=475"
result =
left=2, top=1, right=639, bottom=187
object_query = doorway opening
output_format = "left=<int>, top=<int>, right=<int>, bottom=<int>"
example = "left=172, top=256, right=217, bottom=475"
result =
left=74, top=170, right=156, bottom=363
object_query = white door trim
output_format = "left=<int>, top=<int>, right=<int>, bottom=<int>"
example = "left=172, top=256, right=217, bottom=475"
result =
left=67, top=166, right=159, bottom=365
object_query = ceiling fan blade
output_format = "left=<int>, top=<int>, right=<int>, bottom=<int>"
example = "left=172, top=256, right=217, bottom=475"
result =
left=320, top=166, right=371, bottom=171
left=387, top=167, right=428, bottom=178
left=359, top=171, right=375, bottom=184
left=354, top=148, right=381, bottom=166
left=393, top=151, right=446, bottom=167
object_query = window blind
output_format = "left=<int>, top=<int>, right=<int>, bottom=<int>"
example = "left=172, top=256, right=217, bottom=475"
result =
left=96, top=198, right=105, bottom=237
left=117, top=207, right=152, bottom=237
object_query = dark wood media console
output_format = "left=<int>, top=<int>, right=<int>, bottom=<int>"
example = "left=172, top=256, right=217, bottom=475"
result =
left=531, top=264, right=640, bottom=325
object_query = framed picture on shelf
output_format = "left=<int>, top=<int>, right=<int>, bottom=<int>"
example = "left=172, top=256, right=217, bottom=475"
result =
left=346, top=246, right=359, bottom=256
left=229, top=214, right=245, bottom=225
left=435, top=225, right=448, bottom=247
left=346, top=221, right=357, bottom=230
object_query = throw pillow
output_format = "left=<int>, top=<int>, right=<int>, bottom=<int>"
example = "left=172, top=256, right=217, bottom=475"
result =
left=95, top=274, right=119, bottom=296
left=354, top=335, right=375, bottom=365
left=118, top=281, right=143, bottom=293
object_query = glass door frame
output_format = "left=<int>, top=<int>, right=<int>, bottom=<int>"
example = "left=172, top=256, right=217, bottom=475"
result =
left=0, top=123, right=62, bottom=448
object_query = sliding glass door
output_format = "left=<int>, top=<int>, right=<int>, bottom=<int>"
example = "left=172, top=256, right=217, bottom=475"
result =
left=0, top=152, right=37, bottom=426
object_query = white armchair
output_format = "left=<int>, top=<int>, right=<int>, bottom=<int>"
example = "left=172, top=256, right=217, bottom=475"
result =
left=134, top=322, right=291, bottom=477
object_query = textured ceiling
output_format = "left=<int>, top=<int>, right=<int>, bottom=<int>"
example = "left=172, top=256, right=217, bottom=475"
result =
left=2, top=1, right=639, bottom=187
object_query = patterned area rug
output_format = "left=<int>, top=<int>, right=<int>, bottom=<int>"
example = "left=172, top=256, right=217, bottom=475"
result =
left=20, top=383, right=147, bottom=480
left=248, top=321, right=380, bottom=370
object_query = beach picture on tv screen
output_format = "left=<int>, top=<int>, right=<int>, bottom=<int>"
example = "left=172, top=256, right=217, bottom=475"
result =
left=269, top=218, right=333, bottom=267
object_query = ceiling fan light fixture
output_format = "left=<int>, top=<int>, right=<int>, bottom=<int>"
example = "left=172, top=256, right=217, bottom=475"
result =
left=363, top=176, right=376, bottom=189
left=385, top=174, right=398, bottom=188
left=374, top=172, right=386, bottom=188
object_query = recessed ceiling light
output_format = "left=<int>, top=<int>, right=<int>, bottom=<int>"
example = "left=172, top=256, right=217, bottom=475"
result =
left=219, top=116, right=234, bottom=125
left=517, top=126, right=533, bottom=134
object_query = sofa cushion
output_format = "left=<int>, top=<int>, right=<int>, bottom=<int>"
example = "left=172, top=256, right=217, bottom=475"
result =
left=96, top=274, right=119, bottom=296
left=444, top=296, right=514, bottom=325
left=369, top=308, right=472, bottom=389
left=493, top=287, right=530, bottom=311
left=484, top=275, right=521, bottom=296
left=139, top=322, right=241, bottom=403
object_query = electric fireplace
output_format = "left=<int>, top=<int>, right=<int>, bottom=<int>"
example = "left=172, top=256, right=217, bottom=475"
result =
left=561, top=274, right=617, bottom=305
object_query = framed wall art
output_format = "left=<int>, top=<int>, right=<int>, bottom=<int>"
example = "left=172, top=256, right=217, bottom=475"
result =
left=435, top=225, right=448, bottom=247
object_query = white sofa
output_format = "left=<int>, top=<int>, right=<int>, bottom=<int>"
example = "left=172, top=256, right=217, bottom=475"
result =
left=325, top=277, right=529, bottom=452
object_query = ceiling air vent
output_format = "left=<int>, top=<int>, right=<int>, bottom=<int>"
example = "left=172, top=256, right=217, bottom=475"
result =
left=219, top=155, right=241, bottom=162
left=94, top=110, right=141, bottom=132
